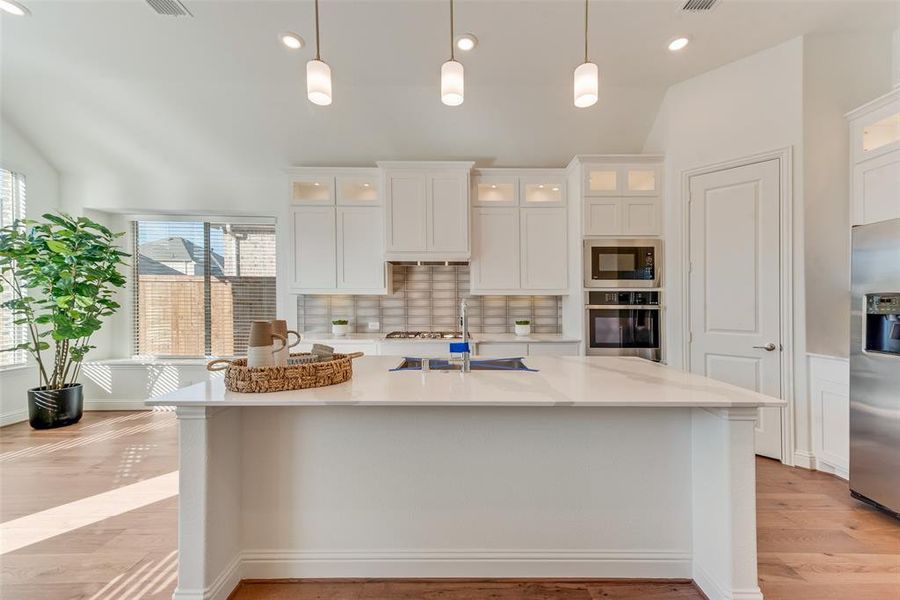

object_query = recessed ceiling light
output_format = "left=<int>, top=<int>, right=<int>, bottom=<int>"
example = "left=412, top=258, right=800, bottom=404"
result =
left=0, top=0, right=30, bottom=16
left=668, top=37, right=690, bottom=52
left=552, top=187, right=560, bottom=192
left=280, top=32, right=305, bottom=50
left=456, top=33, right=478, bottom=52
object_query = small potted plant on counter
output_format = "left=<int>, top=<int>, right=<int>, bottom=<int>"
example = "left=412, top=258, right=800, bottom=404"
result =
left=514, top=320, right=531, bottom=337
left=332, top=319, right=350, bottom=336
left=0, top=213, right=128, bottom=429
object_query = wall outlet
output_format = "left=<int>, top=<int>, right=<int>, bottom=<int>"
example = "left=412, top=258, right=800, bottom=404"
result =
left=367, top=321, right=380, bottom=331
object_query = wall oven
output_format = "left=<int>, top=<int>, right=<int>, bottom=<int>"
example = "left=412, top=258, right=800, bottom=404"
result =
left=583, top=239, right=662, bottom=288
left=585, top=291, right=661, bottom=362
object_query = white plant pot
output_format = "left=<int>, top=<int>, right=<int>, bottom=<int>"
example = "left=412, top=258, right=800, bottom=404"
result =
left=514, top=324, right=531, bottom=337
left=332, top=324, right=349, bottom=336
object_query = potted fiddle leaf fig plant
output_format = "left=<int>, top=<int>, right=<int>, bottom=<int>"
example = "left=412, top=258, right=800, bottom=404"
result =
left=0, top=213, right=128, bottom=429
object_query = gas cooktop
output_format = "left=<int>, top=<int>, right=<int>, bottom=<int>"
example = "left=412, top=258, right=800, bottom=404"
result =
left=384, top=331, right=463, bottom=340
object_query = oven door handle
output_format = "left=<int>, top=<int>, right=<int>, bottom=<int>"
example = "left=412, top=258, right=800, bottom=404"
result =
left=586, top=305, right=662, bottom=310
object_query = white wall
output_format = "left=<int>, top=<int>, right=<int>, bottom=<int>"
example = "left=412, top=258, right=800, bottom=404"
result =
left=642, top=37, right=807, bottom=458
left=0, top=118, right=62, bottom=425
left=802, top=32, right=894, bottom=359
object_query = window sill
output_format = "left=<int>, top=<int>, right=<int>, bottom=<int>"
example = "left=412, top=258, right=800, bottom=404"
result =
left=0, top=363, right=32, bottom=374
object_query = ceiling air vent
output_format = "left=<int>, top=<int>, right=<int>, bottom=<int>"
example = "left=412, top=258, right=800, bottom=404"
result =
left=145, top=0, right=193, bottom=17
left=681, top=0, right=718, bottom=11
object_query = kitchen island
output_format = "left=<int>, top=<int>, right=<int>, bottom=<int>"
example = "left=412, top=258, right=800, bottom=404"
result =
left=150, top=356, right=784, bottom=600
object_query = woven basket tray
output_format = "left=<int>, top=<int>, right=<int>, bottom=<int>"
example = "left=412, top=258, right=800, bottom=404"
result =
left=207, top=352, right=363, bottom=393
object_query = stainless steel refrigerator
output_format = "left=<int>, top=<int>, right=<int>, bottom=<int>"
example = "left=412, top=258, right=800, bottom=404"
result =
left=850, top=218, right=900, bottom=517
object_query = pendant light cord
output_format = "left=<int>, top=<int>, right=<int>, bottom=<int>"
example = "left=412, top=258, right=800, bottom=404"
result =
left=315, top=0, right=321, bottom=61
left=449, top=0, right=455, bottom=61
left=584, top=0, right=589, bottom=63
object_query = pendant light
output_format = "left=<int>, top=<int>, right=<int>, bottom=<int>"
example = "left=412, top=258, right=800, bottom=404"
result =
left=573, top=0, right=598, bottom=108
left=307, top=0, right=332, bottom=106
left=441, top=0, right=464, bottom=106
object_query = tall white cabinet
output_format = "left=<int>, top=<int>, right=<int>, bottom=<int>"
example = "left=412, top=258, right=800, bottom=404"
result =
left=379, top=161, right=473, bottom=261
left=470, top=169, right=568, bottom=294
left=288, top=168, right=388, bottom=294
left=847, top=88, right=900, bottom=225
left=576, top=156, right=663, bottom=237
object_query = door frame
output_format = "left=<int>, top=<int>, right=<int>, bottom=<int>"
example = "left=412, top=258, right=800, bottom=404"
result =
left=680, top=147, right=796, bottom=465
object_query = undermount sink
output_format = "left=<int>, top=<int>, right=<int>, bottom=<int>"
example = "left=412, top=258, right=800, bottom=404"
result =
left=392, top=357, right=535, bottom=372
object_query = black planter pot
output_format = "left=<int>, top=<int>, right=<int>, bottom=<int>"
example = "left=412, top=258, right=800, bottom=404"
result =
left=27, top=383, right=83, bottom=430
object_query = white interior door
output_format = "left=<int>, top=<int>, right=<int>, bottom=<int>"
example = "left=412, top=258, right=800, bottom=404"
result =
left=688, top=159, right=783, bottom=460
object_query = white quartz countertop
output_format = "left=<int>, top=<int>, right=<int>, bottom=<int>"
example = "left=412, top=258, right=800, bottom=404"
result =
left=148, top=356, right=785, bottom=409
left=298, top=333, right=580, bottom=344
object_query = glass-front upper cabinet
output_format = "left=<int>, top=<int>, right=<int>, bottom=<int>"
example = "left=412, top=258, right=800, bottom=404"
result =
left=473, top=175, right=517, bottom=206
left=337, top=175, right=379, bottom=205
left=520, top=177, right=565, bottom=206
left=862, top=112, right=900, bottom=154
left=290, top=176, right=334, bottom=205
left=583, top=164, right=660, bottom=196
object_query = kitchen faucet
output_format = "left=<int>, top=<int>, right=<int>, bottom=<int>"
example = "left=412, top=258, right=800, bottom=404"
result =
left=459, top=298, right=471, bottom=372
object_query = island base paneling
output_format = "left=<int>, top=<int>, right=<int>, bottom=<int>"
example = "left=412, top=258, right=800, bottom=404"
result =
left=172, top=404, right=764, bottom=600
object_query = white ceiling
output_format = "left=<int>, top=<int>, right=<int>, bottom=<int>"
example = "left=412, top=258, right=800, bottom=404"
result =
left=2, top=0, right=898, bottom=181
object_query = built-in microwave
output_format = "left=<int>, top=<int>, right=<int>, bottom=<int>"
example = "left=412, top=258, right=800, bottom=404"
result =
left=583, top=239, right=662, bottom=288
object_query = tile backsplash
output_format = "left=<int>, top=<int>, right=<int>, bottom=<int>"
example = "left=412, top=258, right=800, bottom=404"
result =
left=296, top=265, right=562, bottom=334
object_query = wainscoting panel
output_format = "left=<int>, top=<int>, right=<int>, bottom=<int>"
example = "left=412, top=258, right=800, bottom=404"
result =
left=807, top=354, right=850, bottom=480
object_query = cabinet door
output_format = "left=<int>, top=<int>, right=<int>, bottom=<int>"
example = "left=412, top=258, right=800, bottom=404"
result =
left=583, top=166, right=619, bottom=196
left=428, top=173, right=469, bottom=252
left=584, top=198, right=621, bottom=235
left=336, top=206, right=385, bottom=291
left=385, top=173, right=427, bottom=252
left=623, top=198, right=660, bottom=235
left=520, top=207, right=567, bottom=291
left=290, top=176, right=335, bottom=205
left=292, top=207, right=336, bottom=290
left=473, top=175, right=518, bottom=206
left=471, top=207, right=520, bottom=292
left=853, top=151, right=900, bottom=225
left=520, top=177, right=566, bottom=206
left=337, top=176, right=379, bottom=206
left=623, top=167, right=660, bottom=196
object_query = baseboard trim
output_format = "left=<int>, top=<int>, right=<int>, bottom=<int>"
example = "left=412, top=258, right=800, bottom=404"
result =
left=0, top=408, right=27, bottom=427
left=172, top=553, right=242, bottom=600
left=240, top=549, right=693, bottom=579
left=793, top=450, right=816, bottom=470
left=693, top=564, right=763, bottom=600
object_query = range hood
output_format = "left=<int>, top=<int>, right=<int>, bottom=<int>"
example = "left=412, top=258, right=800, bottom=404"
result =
left=388, top=261, right=469, bottom=267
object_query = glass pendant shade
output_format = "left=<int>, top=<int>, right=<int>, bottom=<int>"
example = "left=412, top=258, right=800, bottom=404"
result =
left=573, top=62, right=598, bottom=108
left=441, top=60, right=464, bottom=106
left=307, top=59, right=332, bottom=106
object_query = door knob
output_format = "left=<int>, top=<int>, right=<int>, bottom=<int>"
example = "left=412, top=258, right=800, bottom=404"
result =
left=753, top=343, right=777, bottom=352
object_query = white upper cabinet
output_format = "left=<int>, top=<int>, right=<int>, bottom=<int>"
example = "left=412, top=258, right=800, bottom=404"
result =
left=848, top=89, right=900, bottom=226
left=471, top=207, right=520, bottom=292
left=577, top=157, right=663, bottom=236
left=520, top=207, right=568, bottom=291
left=288, top=168, right=387, bottom=294
left=428, top=174, right=469, bottom=253
left=384, top=172, right=428, bottom=252
left=380, top=162, right=473, bottom=261
left=292, top=206, right=336, bottom=290
left=336, top=206, right=386, bottom=291
left=470, top=169, right=568, bottom=294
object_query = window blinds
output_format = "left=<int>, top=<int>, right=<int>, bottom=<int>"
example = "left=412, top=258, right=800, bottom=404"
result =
left=132, top=219, right=277, bottom=357
left=0, top=169, right=27, bottom=367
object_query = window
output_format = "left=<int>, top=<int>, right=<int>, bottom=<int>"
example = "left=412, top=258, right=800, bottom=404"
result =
left=133, top=219, right=277, bottom=357
left=0, top=168, right=27, bottom=367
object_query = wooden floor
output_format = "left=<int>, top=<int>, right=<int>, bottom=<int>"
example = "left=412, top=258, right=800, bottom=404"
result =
left=1, top=411, right=898, bottom=600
